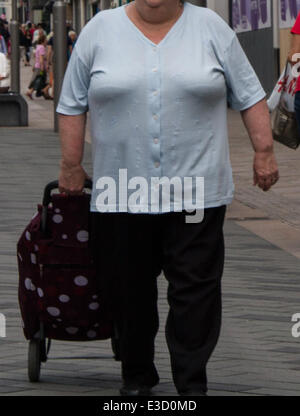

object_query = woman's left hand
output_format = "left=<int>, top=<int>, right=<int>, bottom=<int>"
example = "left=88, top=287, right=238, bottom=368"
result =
left=253, top=150, right=279, bottom=192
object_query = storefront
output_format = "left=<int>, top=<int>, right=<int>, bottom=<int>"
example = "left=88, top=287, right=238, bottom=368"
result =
left=0, top=0, right=11, bottom=22
left=229, top=0, right=278, bottom=96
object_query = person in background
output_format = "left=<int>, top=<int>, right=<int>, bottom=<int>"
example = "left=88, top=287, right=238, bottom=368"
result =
left=288, top=12, right=300, bottom=132
left=26, top=35, right=48, bottom=99
left=0, top=17, right=9, bottom=53
left=68, top=30, right=77, bottom=48
left=47, top=30, right=73, bottom=61
left=68, top=30, right=77, bottom=59
left=32, top=23, right=46, bottom=46
left=29, top=23, right=35, bottom=41
left=19, top=24, right=28, bottom=66
left=0, top=32, right=7, bottom=55
left=24, top=23, right=33, bottom=66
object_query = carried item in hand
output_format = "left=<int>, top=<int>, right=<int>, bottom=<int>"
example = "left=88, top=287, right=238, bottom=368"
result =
left=268, top=62, right=300, bottom=150
left=17, top=180, right=119, bottom=382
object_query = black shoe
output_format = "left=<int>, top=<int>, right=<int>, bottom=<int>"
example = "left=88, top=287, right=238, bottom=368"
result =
left=120, top=384, right=153, bottom=396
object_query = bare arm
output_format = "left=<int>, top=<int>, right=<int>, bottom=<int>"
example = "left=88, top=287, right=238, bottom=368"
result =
left=47, top=45, right=53, bottom=67
left=241, top=99, right=279, bottom=192
left=58, top=113, right=88, bottom=194
left=39, top=52, right=44, bottom=71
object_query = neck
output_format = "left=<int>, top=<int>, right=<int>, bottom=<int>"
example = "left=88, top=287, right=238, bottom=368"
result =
left=130, top=0, right=184, bottom=25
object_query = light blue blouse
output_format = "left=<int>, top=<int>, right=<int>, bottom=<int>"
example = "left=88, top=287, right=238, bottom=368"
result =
left=57, top=2, right=266, bottom=213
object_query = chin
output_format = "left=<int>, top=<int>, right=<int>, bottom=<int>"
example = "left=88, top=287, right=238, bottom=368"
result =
left=143, top=0, right=167, bottom=8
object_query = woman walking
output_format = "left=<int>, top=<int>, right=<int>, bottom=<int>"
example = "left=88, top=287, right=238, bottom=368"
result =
left=57, top=0, right=279, bottom=396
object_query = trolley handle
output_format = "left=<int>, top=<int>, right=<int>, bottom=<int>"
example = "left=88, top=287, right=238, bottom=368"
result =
left=41, top=179, right=93, bottom=234
left=42, top=179, right=93, bottom=207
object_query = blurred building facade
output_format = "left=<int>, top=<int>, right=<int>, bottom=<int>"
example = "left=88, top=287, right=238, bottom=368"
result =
left=3, top=0, right=300, bottom=96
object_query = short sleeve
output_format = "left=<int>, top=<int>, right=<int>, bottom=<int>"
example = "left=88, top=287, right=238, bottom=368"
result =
left=56, top=48, right=90, bottom=115
left=223, top=35, right=266, bottom=111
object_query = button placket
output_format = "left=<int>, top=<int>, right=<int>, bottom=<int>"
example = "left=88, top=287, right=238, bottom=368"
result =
left=149, top=45, right=161, bottom=174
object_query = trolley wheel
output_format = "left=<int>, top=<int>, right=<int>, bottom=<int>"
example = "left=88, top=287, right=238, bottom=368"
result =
left=28, top=339, right=41, bottom=382
left=111, top=337, right=121, bottom=361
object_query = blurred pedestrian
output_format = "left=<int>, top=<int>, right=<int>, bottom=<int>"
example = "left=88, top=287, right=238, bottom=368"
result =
left=26, top=35, right=48, bottom=99
left=32, top=23, right=46, bottom=46
left=67, top=30, right=77, bottom=59
left=0, top=18, right=9, bottom=53
left=24, top=23, right=33, bottom=66
left=19, top=24, right=27, bottom=65
left=0, top=33, right=7, bottom=55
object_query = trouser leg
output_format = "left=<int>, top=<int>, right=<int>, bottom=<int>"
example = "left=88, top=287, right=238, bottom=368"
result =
left=91, top=213, right=162, bottom=387
left=162, top=206, right=226, bottom=394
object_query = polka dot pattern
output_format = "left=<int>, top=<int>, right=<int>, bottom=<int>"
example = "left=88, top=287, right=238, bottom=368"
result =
left=89, top=302, right=100, bottom=311
left=74, top=275, right=88, bottom=287
left=47, top=307, right=60, bottom=317
left=18, top=194, right=113, bottom=341
left=37, top=288, right=44, bottom=298
left=77, top=230, right=89, bottom=242
left=52, top=214, right=63, bottom=224
left=59, top=294, right=70, bottom=303
left=25, top=278, right=32, bottom=290
left=30, top=253, right=37, bottom=264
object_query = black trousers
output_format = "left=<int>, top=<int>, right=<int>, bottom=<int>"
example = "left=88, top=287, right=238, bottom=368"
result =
left=91, top=205, right=226, bottom=394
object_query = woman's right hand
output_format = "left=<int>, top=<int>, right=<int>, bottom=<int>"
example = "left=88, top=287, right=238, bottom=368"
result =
left=58, top=161, right=89, bottom=195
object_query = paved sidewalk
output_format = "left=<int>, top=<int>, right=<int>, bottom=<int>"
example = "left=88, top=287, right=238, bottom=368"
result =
left=0, top=65, right=300, bottom=396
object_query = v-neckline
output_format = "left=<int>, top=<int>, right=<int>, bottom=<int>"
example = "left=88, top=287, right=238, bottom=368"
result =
left=122, top=2, right=187, bottom=48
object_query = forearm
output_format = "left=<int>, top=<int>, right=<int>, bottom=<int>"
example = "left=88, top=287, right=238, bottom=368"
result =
left=40, top=57, right=44, bottom=71
left=59, top=113, right=87, bottom=168
left=240, top=99, right=274, bottom=153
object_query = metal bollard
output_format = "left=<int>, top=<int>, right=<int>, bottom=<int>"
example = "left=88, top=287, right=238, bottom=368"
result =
left=10, top=0, right=20, bottom=93
left=53, top=1, right=67, bottom=132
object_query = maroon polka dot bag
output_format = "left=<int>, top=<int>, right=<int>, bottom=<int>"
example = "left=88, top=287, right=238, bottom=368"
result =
left=16, top=180, right=113, bottom=342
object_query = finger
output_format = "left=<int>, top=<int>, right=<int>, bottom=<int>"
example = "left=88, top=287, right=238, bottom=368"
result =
left=257, top=176, right=271, bottom=192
